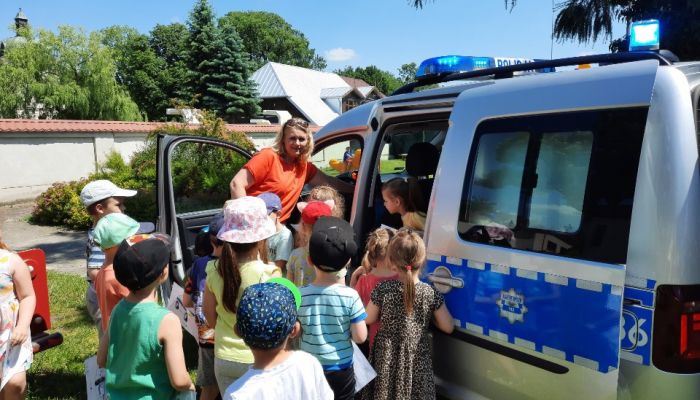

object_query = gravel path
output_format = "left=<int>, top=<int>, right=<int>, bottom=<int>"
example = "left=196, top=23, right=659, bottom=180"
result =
left=0, top=202, right=85, bottom=276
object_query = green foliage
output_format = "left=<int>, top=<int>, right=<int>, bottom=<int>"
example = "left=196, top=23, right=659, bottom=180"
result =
left=219, top=11, right=327, bottom=70
left=335, top=65, right=403, bottom=96
left=31, top=112, right=255, bottom=228
left=0, top=25, right=141, bottom=120
left=31, top=180, right=91, bottom=230
left=398, top=62, right=418, bottom=84
left=187, top=0, right=219, bottom=107
left=149, top=23, right=191, bottom=107
left=202, top=24, right=261, bottom=122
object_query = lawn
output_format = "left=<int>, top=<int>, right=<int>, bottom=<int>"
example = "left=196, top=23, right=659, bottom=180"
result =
left=27, top=272, right=197, bottom=400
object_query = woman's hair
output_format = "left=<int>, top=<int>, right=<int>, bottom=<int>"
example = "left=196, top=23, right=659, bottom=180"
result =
left=272, top=118, right=314, bottom=162
left=382, top=177, right=425, bottom=213
left=307, top=185, right=345, bottom=219
left=217, top=240, right=266, bottom=313
left=387, top=228, right=426, bottom=314
left=361, top=228, right=394, bottom=270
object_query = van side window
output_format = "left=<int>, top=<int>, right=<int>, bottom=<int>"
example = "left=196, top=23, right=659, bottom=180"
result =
left=458, top=107, right=648, bottom=264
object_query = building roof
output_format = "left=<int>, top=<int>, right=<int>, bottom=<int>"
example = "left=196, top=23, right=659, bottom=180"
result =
left=15, top=8, right=28, bottom=21
left=320, top=87, right=352, bottom=99
left=0, top=119, right=320, bottom=134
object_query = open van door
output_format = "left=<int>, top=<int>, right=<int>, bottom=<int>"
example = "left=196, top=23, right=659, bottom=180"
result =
left=425, top=60, right=658, bottom=399
left=156, top=134, right=253, bottom=296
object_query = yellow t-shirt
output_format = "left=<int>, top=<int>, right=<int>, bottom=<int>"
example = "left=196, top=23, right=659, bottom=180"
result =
left=205, top=259, right=279, bottom=362
left=402, top=211, right=426, bottom=231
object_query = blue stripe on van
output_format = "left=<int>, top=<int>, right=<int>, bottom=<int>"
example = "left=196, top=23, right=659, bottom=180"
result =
left=424, top=255, right=623, bottom=373
left=624, top=286, right=654, bottom=308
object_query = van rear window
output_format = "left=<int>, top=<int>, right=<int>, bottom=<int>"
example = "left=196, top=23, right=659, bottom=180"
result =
left=458, top=107, right=648, bottom=264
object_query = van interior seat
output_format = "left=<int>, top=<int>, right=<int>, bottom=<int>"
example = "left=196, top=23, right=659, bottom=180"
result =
left=405, top=142, right=440, bottom=211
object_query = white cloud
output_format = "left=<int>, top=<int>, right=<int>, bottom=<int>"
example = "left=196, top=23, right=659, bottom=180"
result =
left=325, top=48, right=357, bottom=62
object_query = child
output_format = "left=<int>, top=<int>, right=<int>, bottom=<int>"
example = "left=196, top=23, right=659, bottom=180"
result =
left=257, top=193, right=293, bottom=272
left=298, top=216, right=368, bottom=400
left=203, top=197, right=281, bottom=394
left=80, top=179, right=136, bottom=340
left=183, top=216, right=221, bottom=400
left=286, top=201, right=333, bottom=287
left=381, top=177, right=427, bottom=231
left=0, top=227, right=35, bottom=399
left=362, top=229, right=454, bottom=400
left=97, top=233, right=195, bottom=398
left=307, top=185, right=345, bottom=219
left=350, top=227, right=397, bottom=350
left=93, top=212, right=140, bottom=332
left=224, top=278, right=333, bottom=399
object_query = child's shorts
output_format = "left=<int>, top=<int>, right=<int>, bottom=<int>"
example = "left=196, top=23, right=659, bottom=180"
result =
left=196, top=345, right=216, bottom=387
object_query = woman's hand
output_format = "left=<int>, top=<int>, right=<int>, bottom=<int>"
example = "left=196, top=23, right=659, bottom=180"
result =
left=10, top=325, right=29, bottom=346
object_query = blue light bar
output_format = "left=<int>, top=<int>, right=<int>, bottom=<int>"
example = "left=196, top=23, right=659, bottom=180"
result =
left=415, top=55, right=554, bottom=80
left=629, top=20, right=660, bottom=51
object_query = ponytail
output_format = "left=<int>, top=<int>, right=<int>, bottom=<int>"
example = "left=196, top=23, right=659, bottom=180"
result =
left=363, top=227, right=395, bottom=270
left=387, top=228, right=426, bottom=314
left=383, top=177, right=425, bottom=213
left=218, top=241, right=259, bottom=313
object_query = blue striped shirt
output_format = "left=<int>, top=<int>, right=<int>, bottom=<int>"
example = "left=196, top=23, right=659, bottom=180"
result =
left=298, top=284, right=366, bottom=371
left=86, top=229, right=105, bottom=280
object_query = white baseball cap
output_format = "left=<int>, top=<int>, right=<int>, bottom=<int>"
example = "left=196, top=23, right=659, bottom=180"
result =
left=80, top=180, right=137, bottom=207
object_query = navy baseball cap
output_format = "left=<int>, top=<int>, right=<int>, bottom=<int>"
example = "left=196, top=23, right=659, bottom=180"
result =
left=257, top=192, right=282, bottom=215
left=236, top=280, right=298, bottom=349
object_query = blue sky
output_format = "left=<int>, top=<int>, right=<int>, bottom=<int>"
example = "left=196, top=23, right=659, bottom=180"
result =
left=1, top=0, right=625, bottom=74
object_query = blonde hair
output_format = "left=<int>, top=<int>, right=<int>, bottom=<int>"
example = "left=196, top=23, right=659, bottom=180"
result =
left=361, top=228, right=394, bottom=270
left=307, top=185, right=345, bottom=219
left=272, top=118, right=314, bottom=163
left=0, top=228, right=8, bottom=251
left=387, top=228, right=426, bottom=314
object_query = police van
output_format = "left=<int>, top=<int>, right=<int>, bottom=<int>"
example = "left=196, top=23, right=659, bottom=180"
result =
left=156, top=20, right=699, bottom=400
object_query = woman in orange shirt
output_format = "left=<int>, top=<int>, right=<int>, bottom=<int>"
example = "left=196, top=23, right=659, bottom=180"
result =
left=229, top=118, right=353, bottom=223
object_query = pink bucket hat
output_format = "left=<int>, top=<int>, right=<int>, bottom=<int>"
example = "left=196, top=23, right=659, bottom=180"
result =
left=217, top=197, right=276, bottom=243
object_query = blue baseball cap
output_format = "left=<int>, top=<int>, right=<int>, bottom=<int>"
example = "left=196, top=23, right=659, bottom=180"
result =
left=257, top=192, right=282, bottom=215
left=236, top=281, right=298, bottom=349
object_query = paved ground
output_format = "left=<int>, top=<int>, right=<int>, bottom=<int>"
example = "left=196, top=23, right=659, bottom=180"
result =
left=0, top=202, right=85, bottom=276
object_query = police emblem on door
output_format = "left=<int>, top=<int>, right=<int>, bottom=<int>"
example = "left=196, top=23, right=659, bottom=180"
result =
left=497, top=288, right=527, bottom=324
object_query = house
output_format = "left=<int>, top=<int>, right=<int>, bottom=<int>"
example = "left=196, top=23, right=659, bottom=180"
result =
left=0, top=9, right=28, bottom=57
left=251, top=62, right=384, bottom=126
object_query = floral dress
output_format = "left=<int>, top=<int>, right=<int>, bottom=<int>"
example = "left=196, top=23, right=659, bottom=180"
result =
left=362, top=280, right=444, bottom=400
left=0, top=250, right=32, bottom=389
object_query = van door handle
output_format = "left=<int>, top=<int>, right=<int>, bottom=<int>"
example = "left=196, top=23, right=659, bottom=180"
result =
left=623, top=298, right=641, bottom=306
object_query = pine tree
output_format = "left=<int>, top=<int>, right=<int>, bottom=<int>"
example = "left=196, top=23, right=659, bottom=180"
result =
left=202, top=23, right=261, bottom=122
left=186, top=0, right=218, bottom=106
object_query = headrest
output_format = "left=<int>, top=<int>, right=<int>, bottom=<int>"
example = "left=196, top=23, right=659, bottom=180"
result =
left=406, top=142, right=439, bottom=177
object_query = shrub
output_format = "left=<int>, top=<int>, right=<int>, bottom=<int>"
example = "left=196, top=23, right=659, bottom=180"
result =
left=31, top=111, right=256, bottom=229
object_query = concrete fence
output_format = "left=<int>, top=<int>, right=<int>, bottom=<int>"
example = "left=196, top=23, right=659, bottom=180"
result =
left=0, top=119, right=302, bottom=204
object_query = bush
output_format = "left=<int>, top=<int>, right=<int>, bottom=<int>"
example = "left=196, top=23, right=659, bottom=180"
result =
left=31, top=111, right=256, bottom=229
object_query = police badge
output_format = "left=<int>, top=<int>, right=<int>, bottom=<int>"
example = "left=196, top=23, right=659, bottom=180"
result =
left=497, top=288, right=528, bottom=324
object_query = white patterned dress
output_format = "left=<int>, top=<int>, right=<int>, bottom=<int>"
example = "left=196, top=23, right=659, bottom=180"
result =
left=0, top=250, right=32, bottom=389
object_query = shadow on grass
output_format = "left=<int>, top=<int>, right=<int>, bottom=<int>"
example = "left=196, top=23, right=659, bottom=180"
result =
left=27, top=370, right=87, bottom=400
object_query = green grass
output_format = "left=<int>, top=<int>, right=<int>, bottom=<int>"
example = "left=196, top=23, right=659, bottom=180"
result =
left=27, top=272, right=198, bottom=400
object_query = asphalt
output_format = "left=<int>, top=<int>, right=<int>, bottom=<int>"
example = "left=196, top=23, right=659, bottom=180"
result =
left=0, top=201, right=85, bottom=276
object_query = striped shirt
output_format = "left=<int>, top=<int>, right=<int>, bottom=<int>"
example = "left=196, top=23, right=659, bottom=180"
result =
left=298, top=284, right=366, bottom=371
left=86, top=229, right=105, bottom=281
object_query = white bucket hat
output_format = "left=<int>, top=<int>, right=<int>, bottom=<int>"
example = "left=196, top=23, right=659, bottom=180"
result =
left=217, top=197, right=276, bottom=243
left=80, top=180, right=137, bottom=207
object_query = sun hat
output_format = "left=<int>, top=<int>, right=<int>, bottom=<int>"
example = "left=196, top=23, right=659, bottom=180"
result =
left=291, top=201, right=333, bottom=232
left=257, top=192, right=282, bottom=215
left=80, top=180, right=137, bottom=207
left=93, top=213, right=140, bottom=250
left=114, top=233, right=172, bottom=291
left=217, top=197, right=276, bottom=243
left=236, top=281, right=298, bottom=349
left=309, top=216, right=358, bottom=272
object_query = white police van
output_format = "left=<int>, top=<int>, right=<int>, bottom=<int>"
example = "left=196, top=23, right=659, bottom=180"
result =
left=156, top=20, right=699, bottom=400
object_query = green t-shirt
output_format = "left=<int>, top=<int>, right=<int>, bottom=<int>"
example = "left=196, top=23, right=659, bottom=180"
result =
left=205, top=259, right=279, bottom=362
left=106, top=300, right=173, bottom=400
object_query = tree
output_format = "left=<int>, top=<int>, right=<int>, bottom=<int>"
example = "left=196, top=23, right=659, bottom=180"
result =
left=0, top=25, right=141, bottom=120
left=201, top=24, right=261, bottom=122
left=101, top=26, right=167, bottom=120
left=335, top=65, right=404, bottom=96
left=398, top=62, right=418, bottom=84
left=149, top=23, right=191, bottom=105
left=186, top=0, right=219, bottom=106
left=218, top=11, right=327, bottom=71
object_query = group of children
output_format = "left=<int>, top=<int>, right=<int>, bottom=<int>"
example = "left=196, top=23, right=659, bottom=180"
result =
left=81, top=175, right=451, bottom=399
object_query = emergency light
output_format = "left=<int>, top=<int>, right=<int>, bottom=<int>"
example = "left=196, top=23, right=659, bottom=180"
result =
left=415, top=55, right=555, bottom=80
left=629, top=20, right=660, bottom=51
